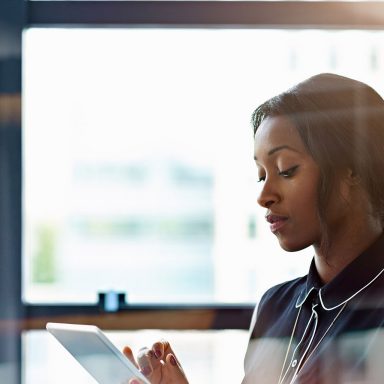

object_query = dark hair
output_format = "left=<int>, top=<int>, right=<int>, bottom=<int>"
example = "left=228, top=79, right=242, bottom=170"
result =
left=252, top=73, right=384, bottom=249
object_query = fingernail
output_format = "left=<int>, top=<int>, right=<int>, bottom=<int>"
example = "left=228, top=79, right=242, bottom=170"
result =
left=170, top=355, right=177, bottom=366
left=154, top=349, right=162, bottom=359
left=141, top=366, right=152, bottom=376
left=131, top=380, right=140, bottom=384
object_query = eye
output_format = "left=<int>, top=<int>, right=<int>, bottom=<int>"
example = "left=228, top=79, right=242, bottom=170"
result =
left=278, top=165, right=299, bottom=178
left=256, top=166, right=266, bottom=183
left=257, top=175, right=266, bottom=183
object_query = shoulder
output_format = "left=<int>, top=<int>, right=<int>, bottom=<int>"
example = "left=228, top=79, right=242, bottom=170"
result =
left=250, top=275, right=307, bottom=338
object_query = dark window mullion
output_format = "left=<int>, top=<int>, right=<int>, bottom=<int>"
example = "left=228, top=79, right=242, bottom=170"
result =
left=26, top=1, right=384, bottom=29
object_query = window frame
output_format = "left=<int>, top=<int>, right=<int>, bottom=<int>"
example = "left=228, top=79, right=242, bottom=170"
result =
left=27, top=1, right=384, bottom=29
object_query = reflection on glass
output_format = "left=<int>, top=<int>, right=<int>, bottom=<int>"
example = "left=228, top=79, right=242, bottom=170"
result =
left=23, top=28, right=384, bottom=304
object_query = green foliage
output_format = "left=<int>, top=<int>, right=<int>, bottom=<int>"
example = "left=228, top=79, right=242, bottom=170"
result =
left=32, top=225, right=56, bottom=283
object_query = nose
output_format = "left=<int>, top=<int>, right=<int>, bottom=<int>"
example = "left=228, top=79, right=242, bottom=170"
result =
left=257, top=179, right=279, bottom=208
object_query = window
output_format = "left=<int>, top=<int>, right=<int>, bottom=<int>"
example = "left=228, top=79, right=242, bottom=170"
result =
left=23, top=28, right=384, bottom=305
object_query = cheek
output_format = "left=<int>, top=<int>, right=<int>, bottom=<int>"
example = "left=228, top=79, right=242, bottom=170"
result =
left=277, top=212, right=321, bottom=252
left=324, top=186, right=351, bottom=227
left=291, top=175, right=320, bottom=216
left=280, top=177, right=321, bottom=249
left=302, top=184, right=320, bottom=217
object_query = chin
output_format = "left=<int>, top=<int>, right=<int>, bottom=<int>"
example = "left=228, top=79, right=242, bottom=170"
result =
left=277, top=236, right=312, bottom=253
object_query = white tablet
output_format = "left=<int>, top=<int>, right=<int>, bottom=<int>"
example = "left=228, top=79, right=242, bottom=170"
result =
left=46, top=322, right=150, bottom=384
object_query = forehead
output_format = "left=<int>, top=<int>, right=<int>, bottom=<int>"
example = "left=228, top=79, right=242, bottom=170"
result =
left=254, top=115, right=307, bottom=160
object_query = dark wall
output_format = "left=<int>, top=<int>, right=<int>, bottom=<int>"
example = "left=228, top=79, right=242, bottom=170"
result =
left=0, top=0, right=24, bottom=382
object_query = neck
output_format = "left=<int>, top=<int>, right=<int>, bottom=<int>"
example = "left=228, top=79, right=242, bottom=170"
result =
left=313, top=221, right=383, bottom=284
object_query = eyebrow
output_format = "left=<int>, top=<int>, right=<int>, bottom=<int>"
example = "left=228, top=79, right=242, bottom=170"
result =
left=254, top=145, right=299, bottom=160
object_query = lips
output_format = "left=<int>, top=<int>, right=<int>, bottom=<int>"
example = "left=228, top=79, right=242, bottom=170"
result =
left=265, top=214, right=288, bottom=233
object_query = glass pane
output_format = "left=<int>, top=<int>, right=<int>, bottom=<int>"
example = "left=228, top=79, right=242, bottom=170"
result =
left=23, top=329, right=248, bottom=384
left=23, top=28, right=384, bottom=304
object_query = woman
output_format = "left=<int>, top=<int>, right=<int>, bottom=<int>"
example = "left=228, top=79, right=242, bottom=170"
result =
left=124, top=73, right=384, bottom=384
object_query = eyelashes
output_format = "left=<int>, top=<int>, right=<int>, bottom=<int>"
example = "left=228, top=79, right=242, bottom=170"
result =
left=278, top=165, right=299, bottom=178
left=257, top=176, right=266, bottom=183
left=257, top=165, right=299, bottom=183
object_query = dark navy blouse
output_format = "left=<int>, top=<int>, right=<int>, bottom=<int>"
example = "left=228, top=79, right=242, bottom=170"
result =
left=242, top=235, right=384, bottom=384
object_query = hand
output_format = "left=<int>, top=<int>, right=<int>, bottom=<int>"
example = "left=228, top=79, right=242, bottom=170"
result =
left=123, top=340, right=189, bottom=384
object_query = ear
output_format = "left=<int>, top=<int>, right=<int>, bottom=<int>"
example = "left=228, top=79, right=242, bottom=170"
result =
left=338, top=168, right=360, bottom=203
left=345, top=168, right=360, bottom=186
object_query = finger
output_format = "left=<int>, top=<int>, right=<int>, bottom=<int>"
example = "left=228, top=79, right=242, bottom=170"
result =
left=152, top=341, right=165, bottom=360
left=137, top=347, right=157, bottom=378
left=152, top=340, right=174, bottom=360
left=165, top=352, right=184, bottom=374
left=140, top=343, right=163, bottom=372
left=163, top=353, right=188, bottom=383
left=128, top=379, right=145, bottom=384
left=123, top=346, right=139, bottom=369
left=154, top=341, right=183, bottom=371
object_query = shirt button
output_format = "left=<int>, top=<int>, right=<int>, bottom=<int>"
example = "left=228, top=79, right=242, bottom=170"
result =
left=292, top=359, right=298, bottom=367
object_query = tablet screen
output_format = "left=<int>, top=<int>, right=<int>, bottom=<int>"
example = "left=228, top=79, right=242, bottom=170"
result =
left=46, top=322, right=150, bottom=384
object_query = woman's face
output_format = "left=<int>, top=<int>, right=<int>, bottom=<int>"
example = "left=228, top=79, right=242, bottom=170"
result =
left=254, top=115, right=322, bottom=251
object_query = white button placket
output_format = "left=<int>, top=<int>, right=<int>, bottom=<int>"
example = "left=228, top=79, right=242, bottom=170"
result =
left=278, top=304, right=319, bottom=384
left=289, top=304, right=319, bottom=384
